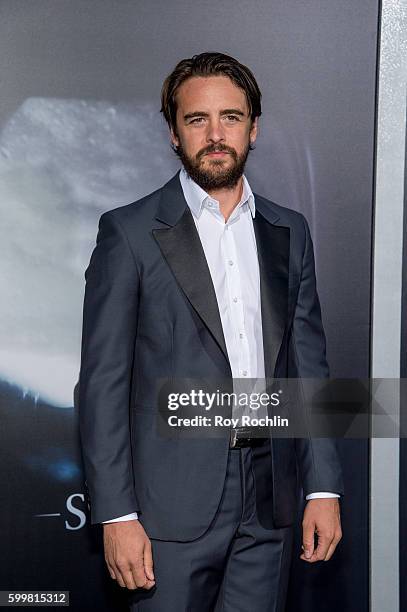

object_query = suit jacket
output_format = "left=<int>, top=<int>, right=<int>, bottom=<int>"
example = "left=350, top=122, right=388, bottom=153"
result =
left=78, top=169, right=344, bottom=541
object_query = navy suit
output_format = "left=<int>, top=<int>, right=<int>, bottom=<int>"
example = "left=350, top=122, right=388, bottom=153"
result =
left=78, top=170, right=343, bottom=609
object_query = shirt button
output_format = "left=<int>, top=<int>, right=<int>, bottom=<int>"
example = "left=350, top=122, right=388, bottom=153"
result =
left=233, top=297, right=238, bottom=303
left=239, top=332, right=244, bottom=338
left=228, top=260, right=234, bottom=266
left=242, top=370, right=248, bottom=377
left=207, top=202, right=213, bottom=207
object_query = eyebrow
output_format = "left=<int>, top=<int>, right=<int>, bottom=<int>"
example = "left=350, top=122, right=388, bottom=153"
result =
left=183, top=109, right=246, bottom=120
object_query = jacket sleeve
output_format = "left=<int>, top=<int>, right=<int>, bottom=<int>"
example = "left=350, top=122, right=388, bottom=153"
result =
left=78, top=211, right=140, bottom=524
left=292, top=214, right=345, bottom=498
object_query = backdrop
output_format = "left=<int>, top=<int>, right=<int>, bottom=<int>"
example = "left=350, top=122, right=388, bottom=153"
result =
left=0, top=1, right=379, bottom=610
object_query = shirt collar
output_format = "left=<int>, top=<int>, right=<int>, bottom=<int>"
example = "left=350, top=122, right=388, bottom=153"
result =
left=179, top=167, right=256, bottom=219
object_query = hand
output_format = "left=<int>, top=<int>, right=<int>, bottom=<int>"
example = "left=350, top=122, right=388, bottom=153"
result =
left=300, top=498, right=342, bottom=563
left=103, top=520, right=155, bottom=590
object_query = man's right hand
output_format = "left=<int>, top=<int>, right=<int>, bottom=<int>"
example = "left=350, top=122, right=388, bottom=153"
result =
left=103, top=520, right=155, bottom=590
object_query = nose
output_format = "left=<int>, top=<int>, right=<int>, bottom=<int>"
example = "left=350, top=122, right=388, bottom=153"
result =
left=205, top=118, right=225, bottom=144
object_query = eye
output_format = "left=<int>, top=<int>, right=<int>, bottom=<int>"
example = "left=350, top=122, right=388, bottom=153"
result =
left=225, top=115, right=240, bottom=122
left=190, top=117, right=205, bottom=124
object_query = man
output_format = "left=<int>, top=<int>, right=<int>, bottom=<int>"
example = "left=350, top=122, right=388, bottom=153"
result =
left=78, top=52, right=344, bottom=611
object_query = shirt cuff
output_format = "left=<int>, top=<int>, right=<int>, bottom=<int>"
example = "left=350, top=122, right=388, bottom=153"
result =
left=306, top=492, right=340, bottom=500
left=102, top=512, right=139, bottom=523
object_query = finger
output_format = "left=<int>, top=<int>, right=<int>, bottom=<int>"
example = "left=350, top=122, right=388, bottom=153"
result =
left=144, top=541, right=155, bottom=582
left=114, top=570, right=127, bottom=589
left=313, top=533, right=333, bottom=561
left=120, top=568, right=138, bottom=590
left=300, top=548, right=318, bottom=563
left=301, top=537, right=339, bottom=563
left=324, top=534, right=342, bottom=561
left=114, top=560, right=137, bottom=590
left=130, top=561, right=150, bottom=588
left=301, top=523, right=315, bottom=559
left=141, top=579, right=156, bottom=591
left=105, top=561, right=117, bottom=581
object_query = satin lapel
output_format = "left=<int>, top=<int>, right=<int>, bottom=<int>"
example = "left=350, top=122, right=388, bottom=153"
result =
left=252, top=200, right=290, bottom=378
left=152, top=199, right=230, bottom=367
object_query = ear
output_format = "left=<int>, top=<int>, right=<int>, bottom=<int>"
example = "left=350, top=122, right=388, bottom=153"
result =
left=170, top=126, right=180, bottom=148
left=249, top=116, right=258, bottom=145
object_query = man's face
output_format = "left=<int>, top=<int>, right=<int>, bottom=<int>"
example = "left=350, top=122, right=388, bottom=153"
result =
left=170, top=75, right=258, bottom=191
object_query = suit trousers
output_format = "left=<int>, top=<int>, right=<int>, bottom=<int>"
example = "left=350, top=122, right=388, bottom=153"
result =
left=128, top=439, right=294, bottom=612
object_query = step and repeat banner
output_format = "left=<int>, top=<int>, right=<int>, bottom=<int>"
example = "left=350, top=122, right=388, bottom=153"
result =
left=0, top=1, right=381, bottom=610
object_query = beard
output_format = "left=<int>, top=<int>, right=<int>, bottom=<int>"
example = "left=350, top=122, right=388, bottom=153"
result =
left=174, top=139, right=251, bottom=191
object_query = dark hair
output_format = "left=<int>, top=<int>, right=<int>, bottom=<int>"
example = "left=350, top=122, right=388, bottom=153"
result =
left=160, top=52, right=262, bottom=133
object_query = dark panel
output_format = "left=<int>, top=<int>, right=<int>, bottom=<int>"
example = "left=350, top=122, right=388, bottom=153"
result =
left=0, top=1, right=376, bottom=610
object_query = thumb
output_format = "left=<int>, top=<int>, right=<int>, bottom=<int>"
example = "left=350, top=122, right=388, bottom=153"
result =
left=144, top=542, right=155, bottom=581
left=302, top=523, right=315, bottom=559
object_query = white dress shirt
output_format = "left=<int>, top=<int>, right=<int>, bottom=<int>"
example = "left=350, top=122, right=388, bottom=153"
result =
left=103, top=168, right=338, bottom=523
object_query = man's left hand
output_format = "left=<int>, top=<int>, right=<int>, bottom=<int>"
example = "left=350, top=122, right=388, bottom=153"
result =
left=300, top=498, right=342, bottom=563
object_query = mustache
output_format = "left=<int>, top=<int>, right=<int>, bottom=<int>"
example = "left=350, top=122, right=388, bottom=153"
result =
left=197, top=144, right=237, bottom=160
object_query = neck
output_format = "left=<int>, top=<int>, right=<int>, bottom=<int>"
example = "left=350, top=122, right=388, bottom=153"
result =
left=207, top=176, right=244, bottom=223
